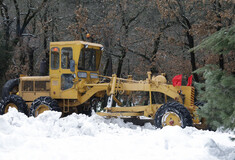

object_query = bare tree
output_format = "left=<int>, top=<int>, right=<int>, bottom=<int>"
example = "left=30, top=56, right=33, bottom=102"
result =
left=0, top=0, right=50, bottom=78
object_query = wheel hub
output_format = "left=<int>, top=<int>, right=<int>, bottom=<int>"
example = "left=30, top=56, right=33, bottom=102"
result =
left=5, top=103, right=18, bottom=113
left=35, top=104, right=50, bottom=117
left=162, top=112, right=181, bottom=127
left=169, top=120, right=174, bottom=125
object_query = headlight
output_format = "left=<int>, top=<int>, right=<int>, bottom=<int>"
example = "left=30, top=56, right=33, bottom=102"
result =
left=90, top=73, right=98, bottom=79
left=78, top=72, right=87, bottom=78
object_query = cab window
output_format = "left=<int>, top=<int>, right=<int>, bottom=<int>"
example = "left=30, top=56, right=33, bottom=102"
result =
left=61, top=74, right=74, bottom=90
left=51, top=47, right=60, bottom=69
left=78, top=48, right=100, bottom=71
left=61, top=47, right=73, bottom=69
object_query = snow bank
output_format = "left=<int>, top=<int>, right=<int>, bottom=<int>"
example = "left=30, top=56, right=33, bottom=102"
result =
left=0, top=108, right=234, bottom=160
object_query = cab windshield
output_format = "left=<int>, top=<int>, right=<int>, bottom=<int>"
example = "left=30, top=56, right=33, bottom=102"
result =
left=78, top=48, right=101, bottom=71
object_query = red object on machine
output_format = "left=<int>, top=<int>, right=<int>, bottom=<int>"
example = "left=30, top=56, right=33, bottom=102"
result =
left=172, top=74, right=182, bottom=87
left=86, top=33, right=91, bottom=38
left=53, top=48, right=58, bottom=52
left=187, top=75, right=193, bottom=86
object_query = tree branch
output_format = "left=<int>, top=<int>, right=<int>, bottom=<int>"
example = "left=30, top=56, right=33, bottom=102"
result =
left=128, top=48, right=151, bottom=62
left=127, top=6, right=146, bottom=26
left=13, top=0, right=20, bottom=36
left=20, top=0, right=48, bottom=36
left=12, top=0, right=49, bottom=45
left=111, top=53, right=121, bottom=58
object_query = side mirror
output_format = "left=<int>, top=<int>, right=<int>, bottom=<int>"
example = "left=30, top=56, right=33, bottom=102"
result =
left=70, top=60, right=75, bottom=72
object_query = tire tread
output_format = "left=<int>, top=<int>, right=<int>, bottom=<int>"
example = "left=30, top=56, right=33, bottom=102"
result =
left=154, top=102, right=193, bottom=128
left=30, top=96, right=61, bottom=117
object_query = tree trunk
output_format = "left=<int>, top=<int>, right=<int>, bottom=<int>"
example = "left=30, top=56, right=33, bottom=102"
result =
left=215, top=1, right=224, bottom=70
left=219, top=54, right=224, bottom=70
left=116, top=51, right=126, bottom=77
left=43, top=6, right=49, bottom=75
left=186, top=31, right=199, bottom=82
left=28, top=47, right=34, bottom=76
left=104, top=55, right=113, bottom=76
left=117, top=56, right=124, bottom=77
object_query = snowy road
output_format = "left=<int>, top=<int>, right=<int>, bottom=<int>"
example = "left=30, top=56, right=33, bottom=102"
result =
left=0, top=108, right=234, bottom=160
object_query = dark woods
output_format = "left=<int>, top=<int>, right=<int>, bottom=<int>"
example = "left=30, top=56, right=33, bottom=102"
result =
left=0, top=0, right=234, bottom=90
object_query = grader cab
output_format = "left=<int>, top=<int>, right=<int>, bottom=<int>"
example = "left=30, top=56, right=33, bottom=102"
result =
left=0, top=40, right=206, bottom=129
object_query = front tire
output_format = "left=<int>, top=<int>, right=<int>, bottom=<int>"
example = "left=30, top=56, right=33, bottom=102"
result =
left=154, top=102, right=193, bottom=128
left=30, top=96, right=61, bottom=117
left=0, top=95, right=28, bottom=115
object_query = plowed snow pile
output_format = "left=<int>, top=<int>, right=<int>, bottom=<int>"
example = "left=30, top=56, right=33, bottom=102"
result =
left=0, top=108, right=234, bottom=160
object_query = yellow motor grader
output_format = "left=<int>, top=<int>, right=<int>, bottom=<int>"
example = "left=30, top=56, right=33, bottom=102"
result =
left=0, top=41, right=205, bottom=128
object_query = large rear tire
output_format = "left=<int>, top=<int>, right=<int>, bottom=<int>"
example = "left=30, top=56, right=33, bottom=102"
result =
left=2, top=79, right=19, bottom=99
left=154, top=102, right=193, bottom=128
left=30, top=96, right=61, bottom=117
left=0, top=95, right=28, bottom=115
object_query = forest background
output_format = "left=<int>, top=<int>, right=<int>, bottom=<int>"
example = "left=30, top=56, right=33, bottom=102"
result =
left=0, top=0, right=234, bottom=128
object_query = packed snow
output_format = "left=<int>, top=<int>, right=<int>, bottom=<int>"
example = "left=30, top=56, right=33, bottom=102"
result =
left=0, top=108, right=234, bottom=160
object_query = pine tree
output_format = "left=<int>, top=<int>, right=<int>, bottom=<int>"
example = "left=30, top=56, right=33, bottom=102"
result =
left=193, top=26, right=235, bottom=55
left=193, top=26, right=235, bottom=130
left=195, top=65, right=235, bottom=130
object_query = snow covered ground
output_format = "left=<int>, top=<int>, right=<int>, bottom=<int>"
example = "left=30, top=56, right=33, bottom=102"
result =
left=0, top=108, right=234, bottom=160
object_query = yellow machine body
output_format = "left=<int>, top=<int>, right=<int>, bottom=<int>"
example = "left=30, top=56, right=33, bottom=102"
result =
left=15, top=40, right=204, bottom=128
